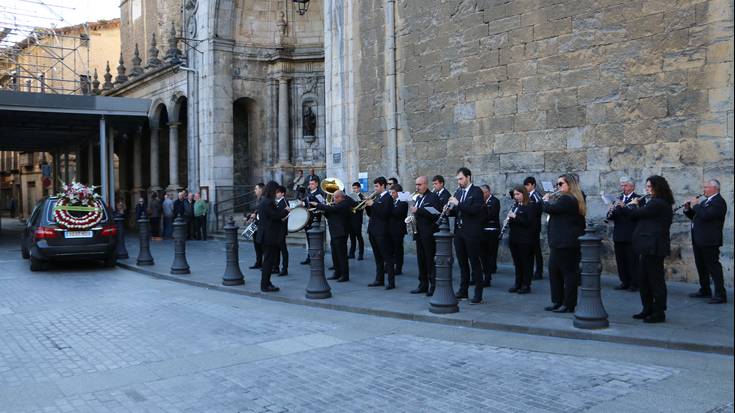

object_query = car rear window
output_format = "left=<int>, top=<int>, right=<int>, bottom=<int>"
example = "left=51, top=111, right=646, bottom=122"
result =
left=46, top=198, right=109, bottom=225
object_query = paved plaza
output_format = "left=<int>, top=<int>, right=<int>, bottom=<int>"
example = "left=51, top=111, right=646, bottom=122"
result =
left=0, top=218, right=733, bottom=412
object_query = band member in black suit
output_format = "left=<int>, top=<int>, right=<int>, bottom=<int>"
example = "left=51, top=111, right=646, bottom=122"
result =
left=256, top=181, right=290, bottom=292
left=365, top=177, right=396, bottom=289
left=684, top=179, right=728, bottom=304
left=300, top=178, right=326, bottom=265
left=506, top=186, right=534, bottom=294
left=621, top=175, right=674, bottom=323
left=389, top=184, right=409, bottom=275
left=248, top=183, right=265, bottom=269
left=410, top=176, right=441, bottom=296
left=432, top=175, right=451, bottom=209
left=314, top=190, right=355, bottom=282
left=607, top=176, right=645, bottom=291
left=448, top=167, right=486, bottom=304
left=388, top=177, right=399, bottom=191
left=523, top=177, right=544, bottom=280
left=479, top=184, right=500, bottom=287
left=542, top=174, right=586, bottom=313
left=273, top=186, right=289, bottom=276
left=349, top=182, right=365, bottom=260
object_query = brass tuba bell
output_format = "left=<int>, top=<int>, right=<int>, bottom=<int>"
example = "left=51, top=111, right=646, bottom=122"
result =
left=320, top=177, right=345, bottom=204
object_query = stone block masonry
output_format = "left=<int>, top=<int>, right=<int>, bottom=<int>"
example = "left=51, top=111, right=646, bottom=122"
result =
left=326, top=0, right=734, bottom=284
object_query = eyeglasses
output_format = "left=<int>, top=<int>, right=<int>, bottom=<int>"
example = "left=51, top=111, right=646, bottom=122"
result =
left=556, top=181, right=566, bottom=187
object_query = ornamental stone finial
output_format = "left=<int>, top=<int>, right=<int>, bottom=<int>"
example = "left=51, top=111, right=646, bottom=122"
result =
left=165, top=22, right=182, bottom=64
left=102, top=61, right=113, bottom=90
left=146, top=32, right=162, bottom=69
left=114, top=53, right=128, bottom=85
left=130, top=43, right=144, bottom=77
left=92, top=68, right=101, bottom=94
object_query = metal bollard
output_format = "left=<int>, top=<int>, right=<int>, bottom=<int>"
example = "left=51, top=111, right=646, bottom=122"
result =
left=305, top=219, right=331, bottom=299
left=430, top=215, right=459, bottom=314
left=222, top=215, right=244, bottom=286
left=136, top=212, right=154, bottom=265
left=574, top=224, right=609, bottom=329
left=170, top=217, right=190, bottom=275
left=114, top=213, right=129, bottom=259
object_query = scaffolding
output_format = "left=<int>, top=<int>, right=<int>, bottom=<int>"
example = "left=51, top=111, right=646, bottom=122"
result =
left=0, top=0, right=91, bottom=95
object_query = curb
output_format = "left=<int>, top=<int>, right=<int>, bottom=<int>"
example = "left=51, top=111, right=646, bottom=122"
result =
left=117, top=262, right=734, bottom=356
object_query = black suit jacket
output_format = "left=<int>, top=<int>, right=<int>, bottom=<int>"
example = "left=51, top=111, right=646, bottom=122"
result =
left=449, top=185, right=486, bottom=240
left=484, top=195, right=501, bottom=231
left=413, top=190, right=440, bottom=237
left=276, top=198, right=289, bottom=237
left=366, top=192, right=393, bottom=237
left=508, top=203, right=534, bottom=245
left=684, top=193, right=727, bottom=247
left=350, top=193, right=365, bottom=232
left=390, top=200, right=409, bottom=238
left=608, top=192, right=645, bottom=242
left=173, top=199, right=185, bottom=218
left=528, top=190, right=543, bottom=235
left=316, top=198, right=354, bottom=239
left=256, top=198, right=289, bottom=246
left=622, top=197, right=673, bottom=257
left=543, top=194, right=584, bottom=249
left=435, top=188, right=451, bottom=209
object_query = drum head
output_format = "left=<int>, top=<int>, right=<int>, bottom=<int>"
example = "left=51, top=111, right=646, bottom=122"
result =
left=287, top=207, right=310, bottom=232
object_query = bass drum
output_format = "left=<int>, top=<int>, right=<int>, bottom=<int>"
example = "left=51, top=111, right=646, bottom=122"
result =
left=287, top=206, right=311, bottom=233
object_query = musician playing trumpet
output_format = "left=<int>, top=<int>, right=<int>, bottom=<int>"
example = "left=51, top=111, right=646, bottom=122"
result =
left=313, top=190, right=355, bottom=282
left=365, top=177, right=397, bottom=289
left=506, top=186, right=533, bottom=294
left=409, top=176, right=441, bottom=296
left=607, top=176, right=645, bottom=292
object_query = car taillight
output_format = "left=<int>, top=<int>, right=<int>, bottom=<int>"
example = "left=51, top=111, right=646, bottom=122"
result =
left=34, top=226, right=57, bottom=239
left=100, top=225, right=117, bottom=237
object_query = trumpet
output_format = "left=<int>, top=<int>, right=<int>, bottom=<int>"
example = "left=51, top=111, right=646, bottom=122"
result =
left=498, top=204, right=518, bottom=241
left=673, top=194, right=704, bottom=212
left=352, top=190, right=379, bottom=213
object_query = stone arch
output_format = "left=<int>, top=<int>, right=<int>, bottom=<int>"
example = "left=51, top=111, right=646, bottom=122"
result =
left=150, top=102, right=170, bottom=190
left=233, top=97, right=258, bottom=192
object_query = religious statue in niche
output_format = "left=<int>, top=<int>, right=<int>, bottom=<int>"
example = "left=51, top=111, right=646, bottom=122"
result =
left=303, top=103, right=317, bottom=143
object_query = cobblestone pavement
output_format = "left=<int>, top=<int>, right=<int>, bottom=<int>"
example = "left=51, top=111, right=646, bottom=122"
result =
left=1, top=219, right=732, bottom=412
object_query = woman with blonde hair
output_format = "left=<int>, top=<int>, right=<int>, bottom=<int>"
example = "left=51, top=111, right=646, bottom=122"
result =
left=541, top=174, right=586, bottom=313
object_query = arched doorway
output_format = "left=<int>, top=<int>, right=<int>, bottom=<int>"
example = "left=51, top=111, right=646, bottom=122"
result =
left=233, top=97, right=256, bottom=211
left=174, top=96, right=188, bottom=190
left=152, top=103, right=170, bottom=190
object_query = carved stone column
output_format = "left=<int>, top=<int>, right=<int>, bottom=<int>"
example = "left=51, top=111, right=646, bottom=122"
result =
left=277, top=77, right=290, bottom=165
left=168, top=122, right=181, bottom=191
left=149, top=127, right=161, bottom=191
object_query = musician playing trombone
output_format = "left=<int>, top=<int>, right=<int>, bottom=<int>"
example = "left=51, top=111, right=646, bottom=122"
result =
left=409, top=176, right=441, bottom=296
left=606, top=176, right=645, bottom=292
left=506, top=186, right=533, bottom=294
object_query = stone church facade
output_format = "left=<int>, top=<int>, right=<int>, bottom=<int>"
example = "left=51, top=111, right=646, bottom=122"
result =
left=324, top=0, right=734, bottom=284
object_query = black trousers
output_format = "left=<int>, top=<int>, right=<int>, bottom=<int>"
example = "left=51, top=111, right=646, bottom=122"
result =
left=693, top=245, right=725, bottom=298
left=330, top=236, right=349, bottom=279
left=150, top=217, right=161, bottom=238
left=509, top=242, right=533, bottom=289
left=275, top=236, right=288, bottom=271
left=369, top=233, right=395, bottom=285
left=392, top=233, right=405, bottom=272
left=455, top=234, right=483, bottom=299
left=614, top=241, right=639, bottom=288
left=185, top=216, right=195, bottom=240
left=253, top=231, right=263, bottom=267
left=532, top=236, right=544, bottom=277
left=480, top=231, right=499, bottom=282
left=548, top=247, right=579, bottom=308
left=639, top=255, right=667, bottom=316
left=261, top=244, right=281, bottom=288
left=349, top=227, right=365, bottom=257
left=415, top=233, right=436, bottom=289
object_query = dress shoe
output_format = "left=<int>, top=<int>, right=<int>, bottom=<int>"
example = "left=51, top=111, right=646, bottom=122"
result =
left=348, top=254, right=355, bottom=259
left=552, top=306, right=574, bottom=313
left=272, top=267, right=279, bottom=273
left=632, top=311, right=651, bottom=320
left=614, top=284, right=629, bottom=290
left=545, top=304, right=561, bottom=311
left=300, top=259, right=311, bottom=265
left=368, top=281, right=384, bottom=287
left=469, top=297, right=482, bottom=305
left=533, top=274, right=543, bottom=280
left=708, top=297, right=726, bottom=304
left=328, top=266, right=335, bottom=271
left=643, top=314, right=665, bottom=323
left=278, top=270, right=289, bottom=276
left=689, top=291, right=711, bottom=298
left=395, top=269, right=403, bottom=275
left=508, top=286, right=519, bottom=293
left=469, top=280, right=476, bottom=286
left=357, top=256, right=364, bottom=261
left=518, top=287, right=531, bottom=294
left=337, top=277, right=350, bottom=282
left=455, top=291, right=469, bottom=300
left=482, top=279, right=491, bottom=288
left=260, top=285, right=280, bottom=292
left=385, top=284, right=396, bottom=290
left=411, top=287, right=428, bottom=294
left=327, top=275, right=340, bottom=280
left=427, top=286, right=435, bottom=297
left=249, top=264, right=261, bottom=269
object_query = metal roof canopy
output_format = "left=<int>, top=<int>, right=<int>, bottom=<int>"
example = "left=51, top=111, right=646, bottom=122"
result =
left=0, top=90, right=150, bottom=151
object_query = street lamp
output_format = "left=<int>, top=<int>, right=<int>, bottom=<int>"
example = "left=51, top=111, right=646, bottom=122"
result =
left=293, top=0, right=310, bottom=15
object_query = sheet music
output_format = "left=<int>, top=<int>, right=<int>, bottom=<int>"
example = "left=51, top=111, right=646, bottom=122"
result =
left=600, top=192, right=617, bottom=205
left=315, top=194, right=325, bottom=204
left=541, top=180, right=554, bottom=192
left=424, top=206, right=440, bottom=215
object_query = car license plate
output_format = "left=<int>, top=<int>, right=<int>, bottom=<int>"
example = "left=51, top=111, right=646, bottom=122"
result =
left=65, top=230, right=93, bottom=238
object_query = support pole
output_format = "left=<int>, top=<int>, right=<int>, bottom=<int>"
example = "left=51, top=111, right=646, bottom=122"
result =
left=108, top=129, right=116, bottom=208
left=99, top=117, right=108, bottom=204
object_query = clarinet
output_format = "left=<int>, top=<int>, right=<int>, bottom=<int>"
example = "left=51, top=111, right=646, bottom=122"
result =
left=673, top=194, right=704, bottom=212
left=498, top=204, right=518, bottom=241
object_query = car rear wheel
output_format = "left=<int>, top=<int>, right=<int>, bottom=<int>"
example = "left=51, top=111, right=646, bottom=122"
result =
left=103, top=255, right=117, bottom=268
left=30, top=256, right=45, bottom=272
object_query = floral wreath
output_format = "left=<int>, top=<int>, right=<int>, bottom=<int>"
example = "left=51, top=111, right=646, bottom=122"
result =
left=53, top=181, right=104, bottom=230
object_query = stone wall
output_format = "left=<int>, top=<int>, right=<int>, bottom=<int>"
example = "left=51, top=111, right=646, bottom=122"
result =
left=327, top=0, right=734, bottom=284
